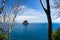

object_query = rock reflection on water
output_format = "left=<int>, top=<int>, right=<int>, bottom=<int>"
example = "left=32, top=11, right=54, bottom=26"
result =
left=23, top=25, right=28, bottom=34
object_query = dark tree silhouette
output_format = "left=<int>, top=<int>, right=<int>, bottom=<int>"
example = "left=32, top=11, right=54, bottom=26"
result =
left=40, top=0, right=52, bottom=40
left=0, top=0, right=6, bottom=14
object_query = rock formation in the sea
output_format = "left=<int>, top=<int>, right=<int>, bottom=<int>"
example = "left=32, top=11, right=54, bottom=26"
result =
left=23, top=20, right=28, bottom=25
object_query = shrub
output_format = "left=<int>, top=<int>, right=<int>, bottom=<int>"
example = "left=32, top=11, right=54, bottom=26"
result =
left=0, top=34, right=8, bottom=40
left=52, top=27, right=60, bottom=40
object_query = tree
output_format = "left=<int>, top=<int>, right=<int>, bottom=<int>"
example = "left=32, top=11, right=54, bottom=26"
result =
left=6, top=3, right=23, bottom=40
left=0, top=0, right=6, bottom=33
left=52, top=0, right=60, bottom=18
left=40, top=0, right=52, bottom=40
left=8, top=5, right=22, bottom=40
left=0, top=4, right=22, bottom=40
left=0, top=0, right=23, bottom=40
left=0, top=0, right=6, bottom=14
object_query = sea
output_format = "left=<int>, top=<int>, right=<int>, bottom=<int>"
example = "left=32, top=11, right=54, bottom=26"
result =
left=9, top=23, right=60, bottom=40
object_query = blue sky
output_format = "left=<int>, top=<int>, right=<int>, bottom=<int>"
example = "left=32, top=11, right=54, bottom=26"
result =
left=23, top=0, right=42, bottom=11
left=23, top=0, right=47, bottom=13
left=0, top=0, right=44, bottom=12
left=0, top=0, right=60, bottom=23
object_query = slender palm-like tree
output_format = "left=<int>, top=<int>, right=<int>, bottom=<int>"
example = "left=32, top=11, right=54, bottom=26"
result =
left=40, top=0, right=52, bottom=40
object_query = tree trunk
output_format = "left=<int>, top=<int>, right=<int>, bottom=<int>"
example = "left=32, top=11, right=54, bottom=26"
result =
left=40, top=0, right=52, bottom=40
left=8, top=26, right=11, bottom=40
left=46, top=13, right=52, bottom=40
left=8, top=32, right=10, bottom=40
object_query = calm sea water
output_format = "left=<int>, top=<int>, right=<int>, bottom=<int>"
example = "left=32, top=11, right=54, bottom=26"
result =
left=9, top=23, right=60, bottom=40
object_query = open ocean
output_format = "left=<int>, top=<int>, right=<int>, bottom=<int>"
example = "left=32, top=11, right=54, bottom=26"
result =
left=9, top=23, right=60, bottom=40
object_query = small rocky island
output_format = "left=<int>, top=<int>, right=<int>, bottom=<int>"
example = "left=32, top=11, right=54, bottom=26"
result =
left=23, top=20, right=28, bottom=25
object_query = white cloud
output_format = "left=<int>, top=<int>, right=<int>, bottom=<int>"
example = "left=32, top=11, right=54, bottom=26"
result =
left=15, top=15, right=47, bottom=23
left=15, top=6, right=48, bottom=23
left=15, top=5, right=60, bottom=23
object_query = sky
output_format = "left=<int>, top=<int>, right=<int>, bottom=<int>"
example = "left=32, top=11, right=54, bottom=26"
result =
left=0, top=0, right=60, bottom=23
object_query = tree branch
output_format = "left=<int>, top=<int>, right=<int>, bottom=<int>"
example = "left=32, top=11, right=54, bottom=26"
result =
left=40, top=0, right=47, bottom=11
left=2, top=0, right=6, bottom=8
left=0, top=0, right=6, bottom=14
left=12, top=5, right=19, bottom=22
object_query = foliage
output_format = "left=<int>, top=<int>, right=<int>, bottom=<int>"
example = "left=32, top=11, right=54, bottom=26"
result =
left=52, top=27, right=60, bottom=40
left=0, top=34, right=8, bottom=40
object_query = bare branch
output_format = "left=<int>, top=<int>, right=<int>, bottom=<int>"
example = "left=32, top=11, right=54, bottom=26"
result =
left=40, top=0, right=47, bottom=11
left=52, top=0, right=60, bottom=18
left=0, top=0, right=6, bottom=14
left=12, top=6, right=20, bottom=22
left=12, top=6, right=23, bottom=22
